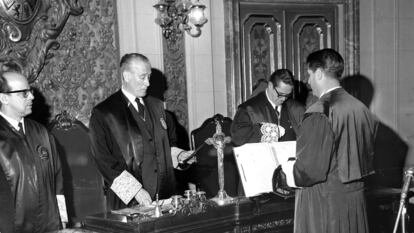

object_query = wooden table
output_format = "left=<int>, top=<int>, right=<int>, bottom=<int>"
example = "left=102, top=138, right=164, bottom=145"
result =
left=81, top=195, right=294, bottom=233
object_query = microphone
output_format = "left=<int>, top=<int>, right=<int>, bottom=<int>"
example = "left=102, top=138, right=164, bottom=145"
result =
left=400, top=168, right=414, bottom=202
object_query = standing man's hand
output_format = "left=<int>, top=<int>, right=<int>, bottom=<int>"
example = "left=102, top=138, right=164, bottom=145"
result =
left=171, top=147, right=197, bottom=169
left=134, top=188, right=152, bottom=206
left=178, top=150, right=196, bottom=164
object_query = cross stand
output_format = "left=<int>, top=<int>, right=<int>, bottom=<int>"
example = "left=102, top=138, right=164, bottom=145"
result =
left=206, top=118, right=233, bottom=205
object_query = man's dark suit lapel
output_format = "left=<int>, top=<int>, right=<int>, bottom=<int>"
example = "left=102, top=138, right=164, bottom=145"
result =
left=115, top=91, right=146, bottom=165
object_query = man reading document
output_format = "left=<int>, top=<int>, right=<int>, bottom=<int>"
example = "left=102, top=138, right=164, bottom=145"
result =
left=231, top=69, right=304, bottom=145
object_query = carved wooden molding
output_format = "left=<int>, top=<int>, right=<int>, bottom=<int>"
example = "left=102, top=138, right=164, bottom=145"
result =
left=49, top=110, right=76, bottom=131
left=0, top=0, right=83, bottom=83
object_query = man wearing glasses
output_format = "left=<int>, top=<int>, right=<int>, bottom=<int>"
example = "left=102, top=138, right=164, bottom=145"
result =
left=231, top=69, right=305, bottom=145
left=0, top=71, right=66, bottom=232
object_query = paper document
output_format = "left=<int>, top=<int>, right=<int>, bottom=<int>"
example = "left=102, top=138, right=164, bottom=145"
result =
left=233, top=141, right=296, bottom=197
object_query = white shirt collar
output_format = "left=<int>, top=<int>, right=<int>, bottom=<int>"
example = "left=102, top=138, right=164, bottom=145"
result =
left=320, top=86, right=341, bottom=98
left=0, top=111, right=24, bottom=132
left=121, top=88, right=144, bottom=110
left=265, top=89, right=282, bottom=113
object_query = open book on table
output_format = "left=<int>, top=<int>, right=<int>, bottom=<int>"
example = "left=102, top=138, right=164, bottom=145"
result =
left=233, top=141, right=296, bottom=197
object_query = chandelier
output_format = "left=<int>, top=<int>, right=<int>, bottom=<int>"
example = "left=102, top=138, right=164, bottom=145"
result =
left=153, top=0, right=208, bottom=40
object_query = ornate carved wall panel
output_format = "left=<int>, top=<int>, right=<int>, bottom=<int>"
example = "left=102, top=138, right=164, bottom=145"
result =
left=0, top=0, right=118, bottom=126
left=162, top=35, right=189, bottom=130
left=33, top=0, right=119, bottom=126
left=0, top=0, right=83, bottom=82
left=288, top=8, right=336, bottom=87
left=241, top=15, right=283, bottom=100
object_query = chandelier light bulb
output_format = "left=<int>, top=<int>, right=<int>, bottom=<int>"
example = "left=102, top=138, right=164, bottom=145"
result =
left=153, top=0, right=208, bottom=41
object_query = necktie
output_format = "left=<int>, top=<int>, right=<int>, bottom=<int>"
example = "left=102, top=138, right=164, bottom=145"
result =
left=18, top=122, right=24, bottom=135
left=135, top=98, right=145, bottom=120
left=274, top=106, right=280, bottom=121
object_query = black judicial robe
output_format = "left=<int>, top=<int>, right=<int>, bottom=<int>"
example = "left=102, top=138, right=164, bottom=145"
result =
left=89, top=91, right=176, bottom=210
left=0, top=163, right=14, bottom=233
left=0, top=116, right=63, bottom=233
left=292, top=88, right=377, bottom=233
left=231, top=91, right=305, bottom=145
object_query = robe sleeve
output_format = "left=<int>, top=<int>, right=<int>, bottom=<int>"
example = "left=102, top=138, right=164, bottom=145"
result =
left=0, top=167, right=14, bottom=233
left=89, top=108, right=124, bottom=185
left=165, top=110, right=178, bottom=148
left=49, top=134, right=64, bottom=195
left=293, top=112, right=335, bottom=187
left=230, top=107, right=263, bottom=146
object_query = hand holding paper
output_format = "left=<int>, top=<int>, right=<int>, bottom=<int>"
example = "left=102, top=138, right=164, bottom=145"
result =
left=233, top=141, right=296, bottom=197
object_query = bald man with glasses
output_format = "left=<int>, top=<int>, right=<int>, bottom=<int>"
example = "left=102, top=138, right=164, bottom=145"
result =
left=0, top=71, right=66, bottom=233
left=231, top=69, right=305, bottom=146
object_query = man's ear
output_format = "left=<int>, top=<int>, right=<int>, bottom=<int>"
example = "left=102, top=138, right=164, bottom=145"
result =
left=315, top=68, right=324, bottom=81
left=0, top=93, right=8, bottom=105
left=121, top=71, right=129, bottom=83
left=267, top=81, right=274, bottom=90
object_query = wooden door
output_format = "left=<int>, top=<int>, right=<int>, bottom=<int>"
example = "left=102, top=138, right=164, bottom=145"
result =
left=225, top=0, right=359, bottom=115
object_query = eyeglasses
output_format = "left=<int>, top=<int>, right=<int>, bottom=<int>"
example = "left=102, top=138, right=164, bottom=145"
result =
left=2, top=88, right=33, bottom=98
left=274, top=88, right=292, bottom=98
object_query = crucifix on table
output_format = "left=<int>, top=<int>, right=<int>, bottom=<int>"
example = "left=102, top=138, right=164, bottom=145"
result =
left=206, top=117, right=233, bottom=205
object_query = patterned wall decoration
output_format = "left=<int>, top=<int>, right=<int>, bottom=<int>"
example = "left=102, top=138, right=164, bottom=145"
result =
left=241, top=16, right=282, bottom=99
left=162, top=35, right=189, bottom=130
left=34, top=0, right=119, bottom=126
left=250, top=25, right=270, bottom=83
left=298, top=24, right=324, bottom=83
left=294, top=15, right=334, bottom=86
left=0, top=0, right=83, bottom=83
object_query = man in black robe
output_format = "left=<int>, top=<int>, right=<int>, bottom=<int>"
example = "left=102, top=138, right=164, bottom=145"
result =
left=231, top=69, right=305, bottom=145
left=282, top=49, right=378, bottom=233
left=89, top=53, right=194, bottom=210
left=0, top=71, right=65, bottom=233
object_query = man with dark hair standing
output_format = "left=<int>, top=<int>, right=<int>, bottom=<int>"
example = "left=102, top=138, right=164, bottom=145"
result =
left=0, top=71, right=66, bottom=232
left=89, top=53, right=194, bottom=210
left=281, top=48, right=378, bottom=233
left=231, top=69, right=305, bottom=145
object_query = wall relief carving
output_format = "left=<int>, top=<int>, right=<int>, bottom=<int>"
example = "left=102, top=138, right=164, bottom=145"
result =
left=35, top=0, right=119, bottom=126
left=0, top=0, right=83, bottom=82
left=1, top=0, right=119, bottom=126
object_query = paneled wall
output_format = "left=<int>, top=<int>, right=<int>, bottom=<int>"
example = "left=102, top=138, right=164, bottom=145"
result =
left=360, top=0, right=414, bottom=166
